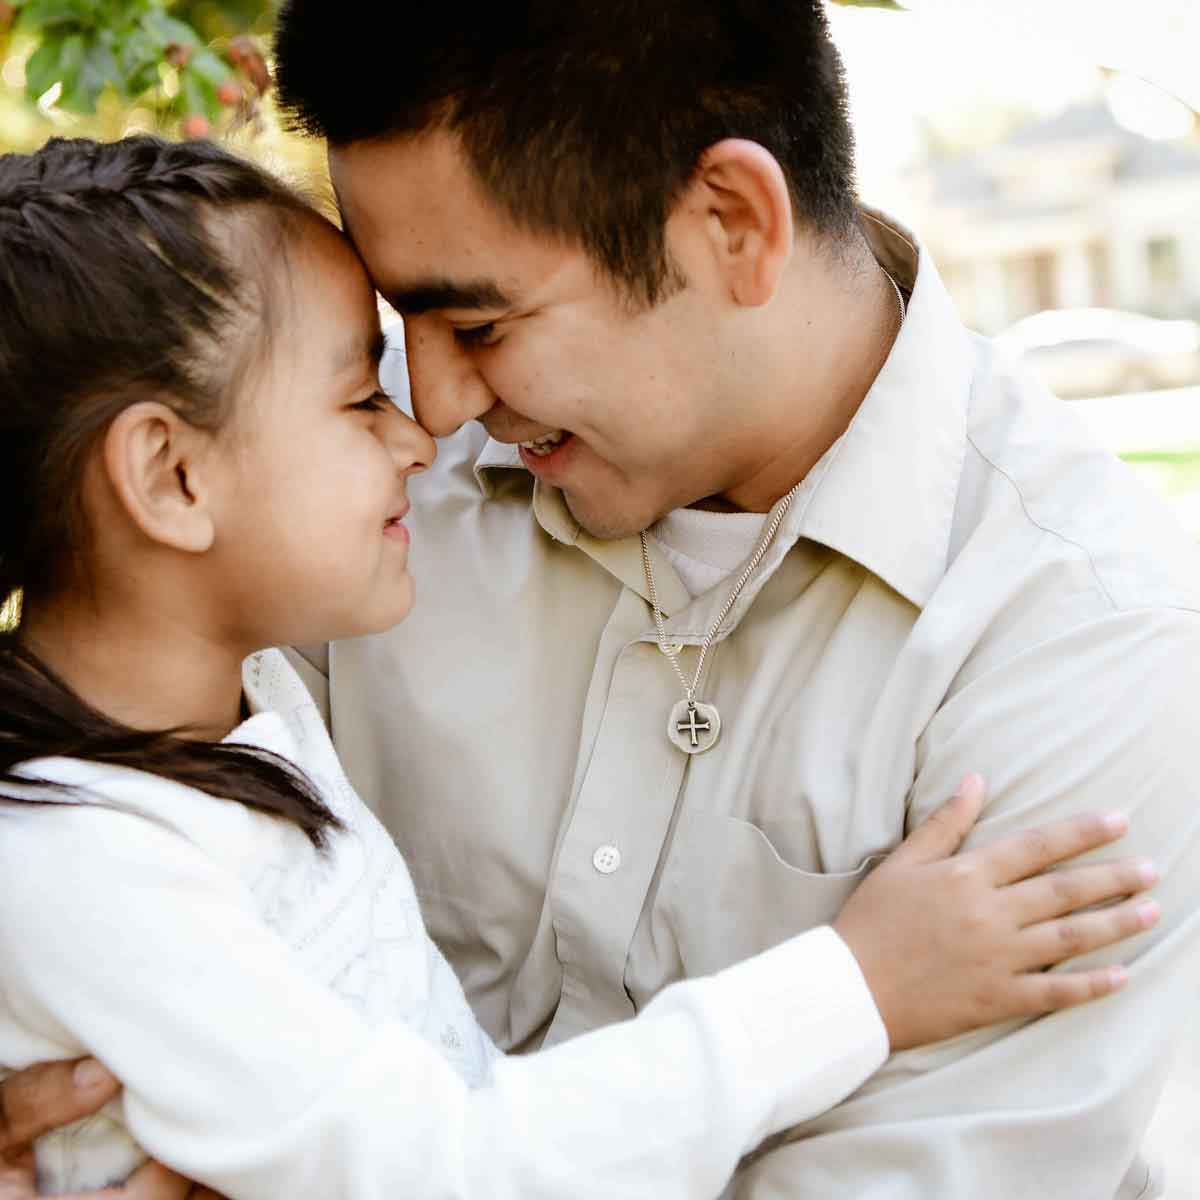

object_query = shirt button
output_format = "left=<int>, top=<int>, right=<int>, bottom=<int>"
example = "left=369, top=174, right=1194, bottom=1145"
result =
left=592, top=844, right=622, bottom=875
left=659, top=642, right=683, bottom=657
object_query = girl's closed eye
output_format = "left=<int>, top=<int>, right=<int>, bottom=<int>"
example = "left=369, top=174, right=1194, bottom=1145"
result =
left=350, top=391, right=393, bottom=413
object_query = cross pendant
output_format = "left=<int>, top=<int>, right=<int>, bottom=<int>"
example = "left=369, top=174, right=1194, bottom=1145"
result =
left=667, top=698, right=722, bottom=755
left=677, top=704, right=710, bottom=747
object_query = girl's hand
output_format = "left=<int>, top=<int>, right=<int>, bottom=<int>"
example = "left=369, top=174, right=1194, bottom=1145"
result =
left=834, top=774, right=1159, bottom=1051
left=0, top=1059, right=223, bottom=1200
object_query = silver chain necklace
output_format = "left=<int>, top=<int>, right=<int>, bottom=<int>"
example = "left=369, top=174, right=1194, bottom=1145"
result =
left=640, top=269, right=906, bottom=755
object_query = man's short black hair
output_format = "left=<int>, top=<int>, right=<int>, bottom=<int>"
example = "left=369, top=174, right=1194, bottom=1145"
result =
left=274, top=2, right=859, bottom=304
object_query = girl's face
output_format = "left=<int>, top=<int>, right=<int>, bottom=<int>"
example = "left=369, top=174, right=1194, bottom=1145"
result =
left=207, top=216, right=436, bottom=650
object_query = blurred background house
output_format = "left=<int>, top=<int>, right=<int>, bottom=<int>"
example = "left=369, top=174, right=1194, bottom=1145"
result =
left=831, top=0, right=1200, bottom=408
left=910, top=99, right=1200, bottom=335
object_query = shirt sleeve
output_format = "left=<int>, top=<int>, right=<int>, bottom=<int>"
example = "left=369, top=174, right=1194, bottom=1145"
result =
left=0, top=800, right=886, bottom=1200
left=734, top=607, right=1200, bottom=1200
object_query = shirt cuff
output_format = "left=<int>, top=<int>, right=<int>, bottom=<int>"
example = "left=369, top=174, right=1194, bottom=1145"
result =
left=707, top=925, right=889, bottom=1139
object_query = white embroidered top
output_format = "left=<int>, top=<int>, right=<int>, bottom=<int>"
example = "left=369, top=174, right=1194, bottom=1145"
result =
left=0, top=649, right=886, bottom=1200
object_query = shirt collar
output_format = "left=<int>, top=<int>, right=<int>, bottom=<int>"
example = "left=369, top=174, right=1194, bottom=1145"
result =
left=791, top=208, right=974, bottom=609
left=472, top=206, right=974, bottom=614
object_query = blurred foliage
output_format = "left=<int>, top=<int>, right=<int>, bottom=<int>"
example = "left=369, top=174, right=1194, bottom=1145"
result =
left=0, top=0, right=325, bottom=185
left=0, top=0, right=274, bottom=140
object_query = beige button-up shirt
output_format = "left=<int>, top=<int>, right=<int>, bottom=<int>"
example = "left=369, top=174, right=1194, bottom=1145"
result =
left=296, top=211, right=1200, bottom=1199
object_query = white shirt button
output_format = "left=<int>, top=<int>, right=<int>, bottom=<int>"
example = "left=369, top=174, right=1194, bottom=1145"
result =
left=659, top=642, right=683, bottom=657
left=592, top=844, right=622, bottom=875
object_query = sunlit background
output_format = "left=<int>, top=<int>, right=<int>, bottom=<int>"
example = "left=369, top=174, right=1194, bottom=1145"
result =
left=831, top=0, right=1200, bottom=559
left=1, top=2, right=1198, bottom=1187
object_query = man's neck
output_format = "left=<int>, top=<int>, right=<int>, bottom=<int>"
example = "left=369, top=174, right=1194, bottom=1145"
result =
left=716, top=245, right=903, bottom=515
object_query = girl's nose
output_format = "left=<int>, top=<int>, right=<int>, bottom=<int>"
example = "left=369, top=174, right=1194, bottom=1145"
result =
left=383, top=405, right=437, bottom=475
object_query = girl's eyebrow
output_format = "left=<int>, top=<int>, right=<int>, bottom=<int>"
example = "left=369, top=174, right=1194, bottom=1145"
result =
left=385, top=277, right=512, bottom=316
left=333, top=328, right=387, bottom=375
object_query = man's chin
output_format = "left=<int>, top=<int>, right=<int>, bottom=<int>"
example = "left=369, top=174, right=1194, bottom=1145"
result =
left=562, top=490, right=655, bottom=542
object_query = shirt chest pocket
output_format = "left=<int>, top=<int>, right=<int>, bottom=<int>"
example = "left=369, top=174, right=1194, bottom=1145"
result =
left=657, top=809, right=881, bottom=979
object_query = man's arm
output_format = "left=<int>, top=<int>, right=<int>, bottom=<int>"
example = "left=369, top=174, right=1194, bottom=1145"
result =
left=735, top=607, right=1200, bottom=1199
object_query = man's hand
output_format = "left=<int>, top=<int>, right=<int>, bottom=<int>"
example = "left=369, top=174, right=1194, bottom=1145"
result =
left=835, top=774, right=1159, bottom=1051
left=0, top=1059, right=223, bottom=1200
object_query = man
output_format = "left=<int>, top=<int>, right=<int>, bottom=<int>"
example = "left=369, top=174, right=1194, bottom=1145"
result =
left=4, top=2, right=1199, bottom=1196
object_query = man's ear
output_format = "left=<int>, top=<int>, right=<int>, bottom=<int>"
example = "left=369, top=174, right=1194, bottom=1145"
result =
left=683, top=138, right=795, bottom=308
left=101, top=401, right=217, bottom=554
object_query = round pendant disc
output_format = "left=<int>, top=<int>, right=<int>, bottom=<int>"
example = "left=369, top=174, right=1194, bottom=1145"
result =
left=668, top=700, right=721, bottom=755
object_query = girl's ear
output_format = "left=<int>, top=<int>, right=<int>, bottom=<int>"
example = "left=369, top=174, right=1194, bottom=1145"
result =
left=101, top=402, right=216, bottom=554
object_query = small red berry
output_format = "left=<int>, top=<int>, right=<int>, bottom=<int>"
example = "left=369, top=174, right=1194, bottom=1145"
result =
left=181, top=114, right=210, bottom=140
left=216, top=80, right=241, bottom=106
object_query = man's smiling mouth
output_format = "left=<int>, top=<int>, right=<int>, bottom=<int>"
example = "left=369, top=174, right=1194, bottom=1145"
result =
left=519, top=429, right=568, bottom=456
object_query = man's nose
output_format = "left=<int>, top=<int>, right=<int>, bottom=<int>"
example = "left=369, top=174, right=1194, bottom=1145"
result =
left=404, top=315, right=497, bottom=438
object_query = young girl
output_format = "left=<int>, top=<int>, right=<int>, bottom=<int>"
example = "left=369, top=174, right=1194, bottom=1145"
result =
left=0, top=135, right=1157, bottom=1200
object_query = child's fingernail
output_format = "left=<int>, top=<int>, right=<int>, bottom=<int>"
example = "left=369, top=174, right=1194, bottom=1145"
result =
left=1102, top=812, right=1129, bottom=835
left=1136, top=860, right=1159, bottom=886
left=1137, top=900, right=1161, bottom=927
left=957, top=772, right=983, bottom=796
left=73, top=1059, right=109, bottom=1092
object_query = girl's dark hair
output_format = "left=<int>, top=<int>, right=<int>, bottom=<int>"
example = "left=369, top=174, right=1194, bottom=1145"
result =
left=0, top=134, right=339, bottom=847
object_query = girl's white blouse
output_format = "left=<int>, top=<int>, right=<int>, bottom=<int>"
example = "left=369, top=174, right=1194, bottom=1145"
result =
left=0, top=649, right=886, bottom=1199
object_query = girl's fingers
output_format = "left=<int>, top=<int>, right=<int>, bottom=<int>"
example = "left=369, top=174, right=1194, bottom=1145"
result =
left=1005, top=962, right=1130, bottom=1018
left=1018, top=896, right=1160, bottom=971
left=116, top=1161, right=195, bottom=1199
left=888, top=773, right=986, bottom=867
left=1008, top=858, right=1158, bottom=926
left=0, top=1059, right=119, bottom=1161
left=974, top=811, right=1130, bottom=886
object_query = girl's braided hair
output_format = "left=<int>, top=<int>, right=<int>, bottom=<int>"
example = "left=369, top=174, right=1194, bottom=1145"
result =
left=0, top=134, right=340, bottom=845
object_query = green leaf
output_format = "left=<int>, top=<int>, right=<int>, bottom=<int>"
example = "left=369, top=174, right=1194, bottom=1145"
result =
left=188, top=45, right=230, bottom=86
left=45, top=29, right=85, bottom=103
left=141, top=8, right=197, bottom=48
left=117, top=25, right=158, bottom=76
left=14, top=0, right=86, bottom=32
left=60, top=35, right=119, bottom=111
left=180, top=61, right=218, bottom=120
left=23, top=39, right=64, bottom=97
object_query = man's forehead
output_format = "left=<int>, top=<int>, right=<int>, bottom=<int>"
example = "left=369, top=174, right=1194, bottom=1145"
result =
left=329, top=133, right=579, bottom=311
left=330, top=131, right=497, bottom=241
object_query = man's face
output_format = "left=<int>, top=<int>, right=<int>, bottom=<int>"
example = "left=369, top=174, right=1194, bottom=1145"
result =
left=329, top=132, right=747, bottom=539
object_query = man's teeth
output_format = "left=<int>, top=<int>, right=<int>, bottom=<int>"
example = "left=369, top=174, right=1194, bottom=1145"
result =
left=520, top=430, right=567, bottom=456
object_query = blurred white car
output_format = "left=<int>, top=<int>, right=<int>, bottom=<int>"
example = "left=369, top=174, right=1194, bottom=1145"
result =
left=996, top=308, right=1200, bottom=398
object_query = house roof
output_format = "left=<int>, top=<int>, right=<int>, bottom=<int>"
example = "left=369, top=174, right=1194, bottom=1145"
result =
left=920, top=101, right=1200, bottom=215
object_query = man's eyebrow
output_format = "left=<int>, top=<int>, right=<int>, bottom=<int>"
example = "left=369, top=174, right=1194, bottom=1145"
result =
left=334, top=328, right=387, bottom=374
left=385, top=278, right=511, bottom=316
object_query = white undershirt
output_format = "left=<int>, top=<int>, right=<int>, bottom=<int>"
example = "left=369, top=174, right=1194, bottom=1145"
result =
left=649, top=507, right=767, bottom=598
